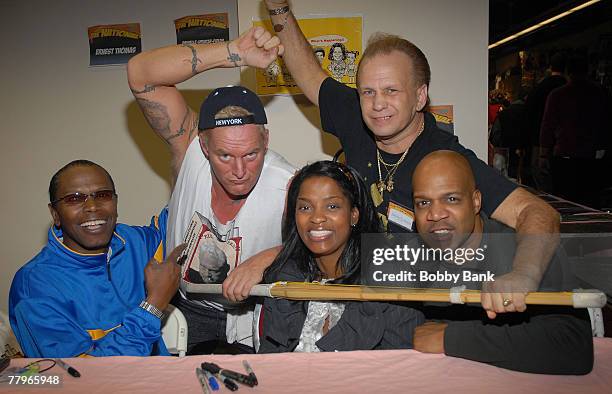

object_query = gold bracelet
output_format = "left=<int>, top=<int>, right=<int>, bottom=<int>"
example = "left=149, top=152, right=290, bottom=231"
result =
left=269, top=5, right=290, bottom=15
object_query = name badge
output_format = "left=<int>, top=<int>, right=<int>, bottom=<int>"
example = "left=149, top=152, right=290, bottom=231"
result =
left=387, top=201, right=414, bottom=231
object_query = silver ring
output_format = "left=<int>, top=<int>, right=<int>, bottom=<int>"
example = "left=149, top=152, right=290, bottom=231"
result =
left=503, top=299, right=513, bottom=307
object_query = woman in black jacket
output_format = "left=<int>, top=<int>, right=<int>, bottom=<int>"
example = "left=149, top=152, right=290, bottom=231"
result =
left=258, top=161, right=424, bottom=353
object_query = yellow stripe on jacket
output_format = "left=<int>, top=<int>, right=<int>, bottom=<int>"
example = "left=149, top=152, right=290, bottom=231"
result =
left=86, top=324, right=122, bottom=341
left=153, top=215, right=164, bottom=263
left=78, top=324, right=122, bottom=357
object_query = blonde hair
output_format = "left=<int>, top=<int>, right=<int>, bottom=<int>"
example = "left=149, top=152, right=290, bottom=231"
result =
left=357, top=33, right=431, bottom=88
left=214, top=105, right=253, bottom=119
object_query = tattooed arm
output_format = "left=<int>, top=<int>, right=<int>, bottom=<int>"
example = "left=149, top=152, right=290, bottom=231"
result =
left=127, top=26, right=283, bottom=183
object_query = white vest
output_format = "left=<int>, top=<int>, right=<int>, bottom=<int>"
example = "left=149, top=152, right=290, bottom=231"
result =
left=167, top=136, right=295, bottom=345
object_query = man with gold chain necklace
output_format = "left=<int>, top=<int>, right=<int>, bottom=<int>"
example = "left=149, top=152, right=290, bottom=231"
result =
left=225, top=1, right=562, bottom=321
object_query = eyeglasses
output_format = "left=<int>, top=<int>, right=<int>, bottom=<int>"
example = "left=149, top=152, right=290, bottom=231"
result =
left=52, top=189, right=116, bottom=206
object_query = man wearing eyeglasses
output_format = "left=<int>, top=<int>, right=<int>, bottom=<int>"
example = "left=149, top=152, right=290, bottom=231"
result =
left=9, top=160, right=185, bottom=358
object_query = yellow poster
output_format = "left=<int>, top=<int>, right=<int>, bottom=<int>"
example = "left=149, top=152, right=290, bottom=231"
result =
left=253, top=16, right=363, bottom=95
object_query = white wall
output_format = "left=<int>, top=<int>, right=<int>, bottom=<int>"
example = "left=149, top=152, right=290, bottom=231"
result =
left=0, top=0, right=488, bottom=314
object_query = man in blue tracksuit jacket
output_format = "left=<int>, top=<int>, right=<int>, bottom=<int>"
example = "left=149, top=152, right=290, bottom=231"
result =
left=9, top=160, right=183, bottom=357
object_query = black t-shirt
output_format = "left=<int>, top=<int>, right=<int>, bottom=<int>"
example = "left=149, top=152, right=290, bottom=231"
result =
left=419, top=215, right=592, bottom=374
left=319, top=77, right=517, bottom=232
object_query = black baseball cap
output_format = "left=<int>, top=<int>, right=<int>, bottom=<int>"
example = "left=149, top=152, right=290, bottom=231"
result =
left=198, top=86, right=267, bottom=130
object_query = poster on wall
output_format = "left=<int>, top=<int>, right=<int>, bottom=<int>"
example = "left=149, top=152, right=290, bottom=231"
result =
left=175, top=13, right=229, bottom=45
left=253, top=15, right=362, bottom=95
left=88, top=23, right=141, bottom=67
left=429, top=105, right=454, bottom=134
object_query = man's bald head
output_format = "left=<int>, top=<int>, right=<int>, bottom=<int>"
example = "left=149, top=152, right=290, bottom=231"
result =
left=412, top=150, right=482, bottom=249
left=413, top=150, right=476, bottom=194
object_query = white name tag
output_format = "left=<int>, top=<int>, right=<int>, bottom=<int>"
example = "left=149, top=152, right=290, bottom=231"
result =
left=387, top=201, right=414, bottom=231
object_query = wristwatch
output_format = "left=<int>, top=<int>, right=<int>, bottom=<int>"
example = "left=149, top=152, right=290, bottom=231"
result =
left=139, top=301, right=164, bottom=319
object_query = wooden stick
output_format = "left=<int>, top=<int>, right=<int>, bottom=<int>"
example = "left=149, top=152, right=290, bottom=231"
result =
left=180, top=282, right=607, bottom=308
left=267, top=282, right=606, bottom=308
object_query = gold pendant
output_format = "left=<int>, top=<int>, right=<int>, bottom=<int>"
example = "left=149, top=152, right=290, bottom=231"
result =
left=378, top=213, right=388, bottom=232
left=386, top=178, right=394, bottom=193
left=371, top=182, right=383, bottom=207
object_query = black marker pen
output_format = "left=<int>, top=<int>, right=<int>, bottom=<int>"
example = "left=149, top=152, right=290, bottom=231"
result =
left=242, top=360, right=258, bottom=386
left=201, top=362, right=255, bottom=387
left=56, top=359, right=81, bottom=378
left=222, top=377, right=239, bottom=391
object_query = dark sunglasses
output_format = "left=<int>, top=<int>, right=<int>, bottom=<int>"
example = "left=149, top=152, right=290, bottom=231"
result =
left=52, top=189, right=116, bottom=206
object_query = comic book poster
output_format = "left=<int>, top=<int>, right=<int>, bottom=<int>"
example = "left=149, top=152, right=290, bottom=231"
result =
left=175, top=13, right=229, bottom=45
left=179, top=211, right=242, bottom=308
left=88, top=23, right=141, bottom=66
left=429, top=105, right=454, bottom=134
left=253, top=16, right=362, bottom=95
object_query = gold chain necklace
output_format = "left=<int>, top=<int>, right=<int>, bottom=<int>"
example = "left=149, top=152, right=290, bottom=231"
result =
left=375, top=117, right=425, bottom=196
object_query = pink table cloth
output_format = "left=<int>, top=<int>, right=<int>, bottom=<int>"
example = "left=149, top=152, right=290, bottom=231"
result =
left=3, top=338, right=612, bottom=393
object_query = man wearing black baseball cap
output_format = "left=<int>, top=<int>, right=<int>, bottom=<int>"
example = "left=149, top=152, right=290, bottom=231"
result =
left=127, top=26, right=295, bottom=354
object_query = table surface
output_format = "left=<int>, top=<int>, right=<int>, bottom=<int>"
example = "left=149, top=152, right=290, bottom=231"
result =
left=2, top=338, right=611, bottom=393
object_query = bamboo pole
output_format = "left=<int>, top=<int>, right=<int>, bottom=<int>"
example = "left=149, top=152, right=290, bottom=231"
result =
left=180, top=282, right=607, bottom=308
left=267, top=282, right=606, bottom=308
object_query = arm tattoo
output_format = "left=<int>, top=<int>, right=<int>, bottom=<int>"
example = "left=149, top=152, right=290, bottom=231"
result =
left=168, top=107, right=192, bottom=141
left=135, top=97, right=171, bottom=137
left=136, top=97, right=193, bottom=143
left=130, top=84, right=156, bottom=95
left=226, top=42, right=241, bottom=67
left=181, top=43, right=202, bottom=75
left=188, top=114, right=199, bottom=140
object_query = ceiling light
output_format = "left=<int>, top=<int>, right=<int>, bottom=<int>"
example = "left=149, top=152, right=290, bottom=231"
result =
left=488, top=0, right=601, bottom=49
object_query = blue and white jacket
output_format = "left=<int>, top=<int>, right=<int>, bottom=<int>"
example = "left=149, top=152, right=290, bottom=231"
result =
left=9, top=210, right=169, bottom=357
